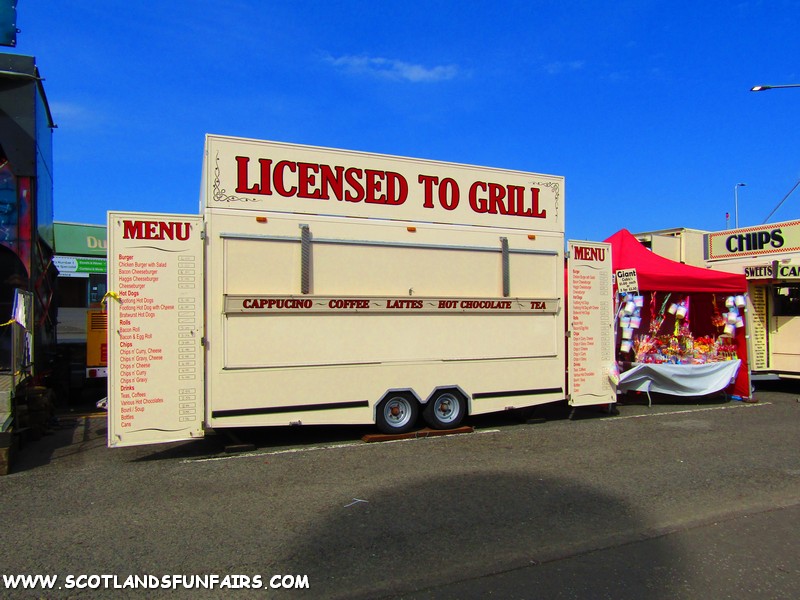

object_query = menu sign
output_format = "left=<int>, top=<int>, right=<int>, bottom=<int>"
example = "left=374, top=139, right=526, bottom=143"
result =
left=107, top=212, right=205, bottom=447
left=749, top=286, right=769, bottom=371
left=568, top=241, right=616, bottom=406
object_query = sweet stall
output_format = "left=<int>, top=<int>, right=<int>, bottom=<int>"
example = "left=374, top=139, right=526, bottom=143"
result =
left=605, top=229, right=751, bottom=402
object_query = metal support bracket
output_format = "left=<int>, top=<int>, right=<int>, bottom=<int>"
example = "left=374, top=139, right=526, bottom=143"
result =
left=501, top=237, right=510, bottom=297
left=300, top=224, right=311, bottom=294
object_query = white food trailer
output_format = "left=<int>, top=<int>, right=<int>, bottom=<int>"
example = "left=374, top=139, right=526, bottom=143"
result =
left=107, top=135, right=614, bottom=448
left=706, top=221, right=800, bottom=380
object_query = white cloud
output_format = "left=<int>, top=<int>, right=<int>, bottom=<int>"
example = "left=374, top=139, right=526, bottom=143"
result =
left=47, top=101, right=104, bottom=130
left=543, top=60, right=586, bottom=75
left=325, top=54, right=458, bottom=83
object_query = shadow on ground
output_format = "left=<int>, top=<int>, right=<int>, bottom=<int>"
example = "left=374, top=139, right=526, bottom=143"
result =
left=617, top=390, right=732, bottom=407
left=13, top=388, right=751, bottom=472
left=753, top=379, right=800, bottom=394
left=9, top=414, right=106, bottom=473
left=275, top=471, right=683, bottom=600
left=130, top=400, right=612, bottom=463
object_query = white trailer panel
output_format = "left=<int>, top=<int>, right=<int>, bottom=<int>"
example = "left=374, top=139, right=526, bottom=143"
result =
left=204, top=210, right=566, bottom=428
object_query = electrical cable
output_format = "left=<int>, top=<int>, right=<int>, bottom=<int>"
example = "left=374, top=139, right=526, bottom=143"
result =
left=762, top=178, right=800, bottom=223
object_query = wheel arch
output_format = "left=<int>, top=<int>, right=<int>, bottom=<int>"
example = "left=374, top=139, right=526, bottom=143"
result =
left=373, top=388, right=423, bottom=423
left=424, top=385, right=472, bottom=416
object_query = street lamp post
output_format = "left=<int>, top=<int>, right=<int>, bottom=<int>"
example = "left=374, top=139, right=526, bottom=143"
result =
left=734, top=183, right=746, bottom=228
left=751, top=84, right=800, bottom=92
left=749, top=82, right=797, bottom=223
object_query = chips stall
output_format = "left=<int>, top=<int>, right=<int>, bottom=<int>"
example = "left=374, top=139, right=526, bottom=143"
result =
left=705, top=220, right=800, bottom=381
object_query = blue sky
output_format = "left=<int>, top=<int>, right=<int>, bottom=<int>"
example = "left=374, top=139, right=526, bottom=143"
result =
left=5, top=1, right=800, bottom=241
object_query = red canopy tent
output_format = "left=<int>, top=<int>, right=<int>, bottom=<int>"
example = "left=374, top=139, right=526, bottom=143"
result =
left=604, top=229, right=750, bottom=398
left=605, top=229, right=745, bottom=293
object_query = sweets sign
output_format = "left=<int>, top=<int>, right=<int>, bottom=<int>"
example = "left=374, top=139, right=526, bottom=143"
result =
left=615, top=269, right=638, bottom=293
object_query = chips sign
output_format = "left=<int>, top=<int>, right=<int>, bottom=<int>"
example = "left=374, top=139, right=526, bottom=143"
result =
left=615, top=268, right=638, bottom=293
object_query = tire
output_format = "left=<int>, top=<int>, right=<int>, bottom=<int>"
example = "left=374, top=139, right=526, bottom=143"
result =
left=423, top=390, right=466, bottom=430
left=376, top=393, right=419, bottom=434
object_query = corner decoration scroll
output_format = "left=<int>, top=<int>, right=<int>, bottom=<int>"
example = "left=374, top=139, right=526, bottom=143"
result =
left=212, top=152, right=263, bottom=203
left=531, top=180, right=560, bottom=219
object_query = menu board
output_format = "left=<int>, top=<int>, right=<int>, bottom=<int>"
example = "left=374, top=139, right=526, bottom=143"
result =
left=568, top=241, right=616, bottom=406
left=749, top=285, right=769, bottom=370
left=107, top=212, right=205, bottom=447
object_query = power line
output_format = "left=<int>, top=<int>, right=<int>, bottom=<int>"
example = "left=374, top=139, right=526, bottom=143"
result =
left=763, top=178, right=800, bottom=223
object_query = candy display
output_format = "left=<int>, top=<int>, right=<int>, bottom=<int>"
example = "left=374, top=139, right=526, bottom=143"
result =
left=617, top=292, right=742, bottom=364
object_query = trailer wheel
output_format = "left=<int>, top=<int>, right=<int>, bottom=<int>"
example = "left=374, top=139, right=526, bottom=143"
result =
left=423, top=390, right=466, bottom=429
left=376, top=393, right=419, bottom=434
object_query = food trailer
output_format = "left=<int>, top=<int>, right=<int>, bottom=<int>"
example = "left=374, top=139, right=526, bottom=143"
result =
left=706, top=220, right=800, bottom=380
left=106, top=135, right=615, bottom=448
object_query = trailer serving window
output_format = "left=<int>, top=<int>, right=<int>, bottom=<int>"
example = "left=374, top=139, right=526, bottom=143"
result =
left=772, top=283, right=800, bottom=316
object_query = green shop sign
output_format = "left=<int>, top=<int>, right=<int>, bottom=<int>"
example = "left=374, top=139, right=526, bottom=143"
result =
left=54, top=222, right=107, bottom=256
left=53, top=256, right=107, bottom=277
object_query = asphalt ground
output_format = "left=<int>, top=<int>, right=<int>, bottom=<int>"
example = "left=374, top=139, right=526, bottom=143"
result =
left=1, top=383, right=799, bottom=599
